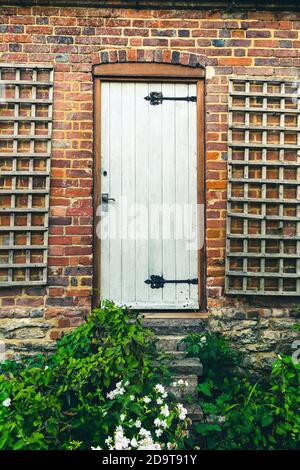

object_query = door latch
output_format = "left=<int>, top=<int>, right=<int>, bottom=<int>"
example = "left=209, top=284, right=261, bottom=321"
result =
left=144, top=92, right=197, bottom=106
left=101, top=193, right=116, bottom=203
left=145, top=275, right=198, bottom=289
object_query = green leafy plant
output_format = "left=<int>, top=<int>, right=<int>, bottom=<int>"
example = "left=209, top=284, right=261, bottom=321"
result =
left=183, top=332, right=300, bottom=450
left=0, top=301, right=176, bottom=450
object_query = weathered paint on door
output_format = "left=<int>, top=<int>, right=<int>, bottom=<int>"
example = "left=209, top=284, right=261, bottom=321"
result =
left=100, top=81, right=199, bottom=309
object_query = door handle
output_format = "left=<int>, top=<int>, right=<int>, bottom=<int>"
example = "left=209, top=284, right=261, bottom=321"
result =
left=101, top=193, right=116, bottom=203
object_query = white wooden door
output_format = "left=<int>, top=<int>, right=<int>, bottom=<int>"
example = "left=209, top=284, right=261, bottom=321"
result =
left=99, top=81, right=199, bottom=310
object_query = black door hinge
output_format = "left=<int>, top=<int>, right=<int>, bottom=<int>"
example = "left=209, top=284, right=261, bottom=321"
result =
left=145, top=275, right=198, bottom=289
left=144, top=91, right=197, bottom=106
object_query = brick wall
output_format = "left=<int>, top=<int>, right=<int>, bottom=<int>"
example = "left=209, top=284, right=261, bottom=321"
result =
left=0, top=5, right=300, bottom=357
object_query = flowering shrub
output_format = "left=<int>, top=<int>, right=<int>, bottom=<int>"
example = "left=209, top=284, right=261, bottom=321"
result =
left=0, top=302, right=188, bottom=450
left=91, top=381, right=189, bottom=450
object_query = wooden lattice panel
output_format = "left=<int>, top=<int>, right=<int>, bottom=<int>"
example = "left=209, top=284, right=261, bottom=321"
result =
left=0, top=64, right=53, bottom=286
left=225, top=77, right=300, bottom=296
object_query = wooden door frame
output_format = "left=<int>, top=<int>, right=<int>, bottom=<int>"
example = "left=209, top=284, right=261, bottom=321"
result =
left=93, top=63, right=206, bottom=311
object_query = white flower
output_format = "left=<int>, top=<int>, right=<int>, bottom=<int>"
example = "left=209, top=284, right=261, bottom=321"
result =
left=154, top=418, right=167, bottom=429
left=106, top=382, right=126, bottom=400
left=200, top=336, right=207, bottom=345
left=154, top=384, right=166, bottom=395
left=105, top=436, right=113, bottom=445
left=143, top=396, right=151, bottom=404
left=138, top=431, right=161, bottom=450
left=114, top=425, right=130, bottom=450
left=139, top=441, right=161, bottom=450
left=139, top=428, right=151, bottom=438
left=91, top=446, right=102, bottom=450
left=161, top=404, right=170, bottom=417
left=172, top=379, right=189, bottom=388
left=130, top=395, right=135, bottom=401
left=2, top=398, right=11, bottom=407
left=131, top=437, right=138, bottom=448
left=120, top=414, right=126, bottom=422
left=45, top=366, right=49, bottom=370
left=173, top=379, right=183, bottom=386
left=155, top=429, right=163, bottom=437
left=177, top=403, right=188, bottom=420
left=167, top=442, right=176, bottom=450
left=156, top=398, right=163, bottom=405
left=135, top=419, right=142, bottom=428
left=127, top=427, right=163, bottom=450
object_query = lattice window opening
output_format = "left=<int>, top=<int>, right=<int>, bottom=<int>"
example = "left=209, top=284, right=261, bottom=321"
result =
left=225, top=77, right=300, bottom=296
left=0, top=64, right=53, bottom=286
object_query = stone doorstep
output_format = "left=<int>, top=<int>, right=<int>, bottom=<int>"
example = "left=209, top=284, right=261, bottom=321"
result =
left=142, top=317, right=207, bottom=336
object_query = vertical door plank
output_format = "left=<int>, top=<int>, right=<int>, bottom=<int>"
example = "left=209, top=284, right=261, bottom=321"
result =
left=121, top=82, right=136, bottom=303
left=108, top=82, right=123, bottom=302
left=161, top=82, right=176, bottom=303
left=135, top=82, right=150, bottom=304
left=188, top=83, right=199, bottom=305
left=100, top=82, right=111, bottom=300
left=148, top=82, right=163, bottom=305
left=174, top=83, right=191, bottom=306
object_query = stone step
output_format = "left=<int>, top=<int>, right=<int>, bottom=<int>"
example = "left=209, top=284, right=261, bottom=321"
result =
left=169, top=357, right=203, bottom=376
left=156, top=335, right=186, bottom=352
left=143, top=318, right=206, bottom=336
left=144, top=318, right=203, bottom=419
left=165, top=350, right=187, bottom=360
left=187, top=403, right=203, bottom=423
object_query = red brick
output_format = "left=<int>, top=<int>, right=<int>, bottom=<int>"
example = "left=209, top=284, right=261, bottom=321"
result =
left=0, top=5, right=298, bottom=341
left=123, top=28, right=149, bottom=36
left=253, top=39, right=279, bottom=47
left=50, top=330, right=63, bottom=340
left=26, top=26, right=53, bottom=34
left=48, top=257, right=70, bottom=266
left=54, top=27, right=81, bottom=35
left=192, top=29, right=218, bottom=37
left=49, top=288, right=65, bottom=297
left=144, top=38, right=169, bottom=46
left=218, top=57, right=252, bottom=66
left=16, top=298, right=44, bottom=307
left=246, top=30, right=271, bottom=38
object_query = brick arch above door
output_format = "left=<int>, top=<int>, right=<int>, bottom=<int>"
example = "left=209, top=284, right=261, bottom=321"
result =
left=92, top=48, right=206, bottom=72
